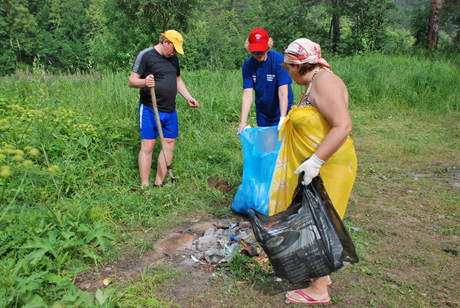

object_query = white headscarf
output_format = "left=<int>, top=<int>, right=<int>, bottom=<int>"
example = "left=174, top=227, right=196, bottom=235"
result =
left=284, top=38, right=331, bottom=70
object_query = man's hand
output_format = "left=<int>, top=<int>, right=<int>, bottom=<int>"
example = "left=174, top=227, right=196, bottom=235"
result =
left=278, top=116, right=286, bottom=131
left=294, top=154, right=325, bottom=186
left=145, top=74, right=155, bottom=88
left=238, top=122, right=252, bottom=133
left=187, top=97, right=199, bottom=108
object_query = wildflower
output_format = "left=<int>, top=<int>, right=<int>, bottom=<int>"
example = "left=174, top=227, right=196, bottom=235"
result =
left=22, top=160, right=34, bottom=168
left=12, top=155, right=24, bottom=162
left=28, top=148, right=40, bottom=157
left=47, top=165, right=60, bottom=174
left=0, top=165, right=13, bottom=178
left=3, top=144, right=15, bottom=150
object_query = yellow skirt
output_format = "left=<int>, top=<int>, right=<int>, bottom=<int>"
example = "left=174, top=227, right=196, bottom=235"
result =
left=268, top=105, right=357, bottom=219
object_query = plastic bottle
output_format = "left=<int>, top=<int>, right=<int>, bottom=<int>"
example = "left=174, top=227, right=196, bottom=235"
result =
left=230, top=231, right=250, bottom=241
left=240, top=233, right=257, bottom=245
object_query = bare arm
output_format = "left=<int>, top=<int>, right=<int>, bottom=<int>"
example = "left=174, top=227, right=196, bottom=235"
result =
left=128, top=71, right=155, bottom=88
left=278, top=84, right=289, bottom=117
left=238, top=88, right=253, bottom=132
left=311, top=73, right=352, bottom=161
left=177, top=75, right=199, bottom=107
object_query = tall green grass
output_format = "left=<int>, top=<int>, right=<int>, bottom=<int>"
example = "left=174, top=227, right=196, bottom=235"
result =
left=335, top=53, right=460, bottom=112
left=0, top=53, right=459, bottom=306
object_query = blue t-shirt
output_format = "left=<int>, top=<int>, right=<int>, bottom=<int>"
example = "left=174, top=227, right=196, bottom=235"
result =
left=242, top=50, right=294, bottom=126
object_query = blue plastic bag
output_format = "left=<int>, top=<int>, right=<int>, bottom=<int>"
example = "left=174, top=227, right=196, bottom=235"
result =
left=231, top=126, right=281, bottom=215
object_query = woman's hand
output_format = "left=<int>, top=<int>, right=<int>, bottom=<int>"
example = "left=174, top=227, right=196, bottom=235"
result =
left=294, top=154, right=324, bottom=186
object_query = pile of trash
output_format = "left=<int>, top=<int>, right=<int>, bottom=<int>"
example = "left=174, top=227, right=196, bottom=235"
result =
left=187, top=220, right=268, bottom=266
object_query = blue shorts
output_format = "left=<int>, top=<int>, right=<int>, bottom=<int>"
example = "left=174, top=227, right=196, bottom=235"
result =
left=139, top=103, right=179, bottom=139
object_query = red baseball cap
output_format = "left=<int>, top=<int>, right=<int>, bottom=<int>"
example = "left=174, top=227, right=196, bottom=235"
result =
left=248, top=28, right=269, bottom=52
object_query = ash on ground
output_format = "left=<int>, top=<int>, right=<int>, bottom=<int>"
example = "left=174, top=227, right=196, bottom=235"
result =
left=184, top=220, right=262, bottom=266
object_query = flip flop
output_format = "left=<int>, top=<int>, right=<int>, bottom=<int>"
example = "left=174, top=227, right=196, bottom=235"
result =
left=305, top=278, right=333, bottom=287
left=285, top=289, right=331, bottom=305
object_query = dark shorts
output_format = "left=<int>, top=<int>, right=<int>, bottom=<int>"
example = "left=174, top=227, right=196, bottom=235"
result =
left=139, top=103, right=178, bottom=139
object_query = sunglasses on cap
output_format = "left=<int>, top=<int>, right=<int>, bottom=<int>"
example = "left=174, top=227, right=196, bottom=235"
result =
left=252, top=51, right=266, bottom=55
left=284, top=49, right=307, bottom=62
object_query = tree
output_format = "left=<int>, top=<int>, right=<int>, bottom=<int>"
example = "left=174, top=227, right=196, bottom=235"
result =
left=441, top=0, right=459, bottom=46
left=93, top=0, right=197, bottom=70
left=427, top=0, right=443, bottom=49
left=0, top=0, right=38, bottom=74
left=343, top=0, right=394, bottom=54
left=330, top=0, right=341, bottom=54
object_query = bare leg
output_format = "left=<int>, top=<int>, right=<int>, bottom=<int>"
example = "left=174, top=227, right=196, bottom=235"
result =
left=286, top=275, right=330, bottom=304
left=139, top=139, right=156, bottom=188
left=154, top=138, right=175, bottom=185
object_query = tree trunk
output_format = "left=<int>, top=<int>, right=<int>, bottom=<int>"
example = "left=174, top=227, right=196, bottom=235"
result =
left=331, top=0, right=341, bottom=54
left=427, top=0, right=443, bottom=49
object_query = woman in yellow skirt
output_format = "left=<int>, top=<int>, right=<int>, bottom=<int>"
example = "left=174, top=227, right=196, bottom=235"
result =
left=268, top=38, right=357, bottom=305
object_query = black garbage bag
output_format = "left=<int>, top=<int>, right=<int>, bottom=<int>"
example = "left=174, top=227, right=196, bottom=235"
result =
left=248, top=175, right=359, bottom=284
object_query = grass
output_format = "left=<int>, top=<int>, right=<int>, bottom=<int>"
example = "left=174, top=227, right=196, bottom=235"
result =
left=0, top=53, right=459, bottom=306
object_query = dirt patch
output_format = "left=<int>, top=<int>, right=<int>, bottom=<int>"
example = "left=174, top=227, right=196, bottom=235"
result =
left=75, top=217, right=220, bottom=292
left=208, top=176, right=233, bottom=193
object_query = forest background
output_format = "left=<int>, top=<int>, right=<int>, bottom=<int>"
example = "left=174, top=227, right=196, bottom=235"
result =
left=1, top=0, right=460, bottom=75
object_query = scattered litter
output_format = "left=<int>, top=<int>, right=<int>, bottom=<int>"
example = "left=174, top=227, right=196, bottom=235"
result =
left=217, top=222, right=230, bottom=229
left=239, top=221, right=251, bottom=229
left=230, top=231, right=250, bottom=241
left=204, top=227, right=215, bottom=237
left=274, top=277, right=282, bottom=282
left=102, top=278, right=112, bottom=286
left=442, top=249, right=458, bottom=256
left=172, top=219, right=272, bottom=274
left=351, top=227, right=360, bottom=232
left=229, top=222, right=239, bottom=229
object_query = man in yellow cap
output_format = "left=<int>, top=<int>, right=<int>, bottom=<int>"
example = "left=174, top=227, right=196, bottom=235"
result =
left=128, top=30, right=199, bottom=190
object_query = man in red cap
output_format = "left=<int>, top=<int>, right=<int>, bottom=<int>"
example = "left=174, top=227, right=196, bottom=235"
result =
left=238, top=27, right=294, bottom=133
left=128, top=30, right=199, bottom=190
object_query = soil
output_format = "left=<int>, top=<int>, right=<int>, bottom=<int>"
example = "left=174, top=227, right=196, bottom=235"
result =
left=76, top=170, right=460, bottom=307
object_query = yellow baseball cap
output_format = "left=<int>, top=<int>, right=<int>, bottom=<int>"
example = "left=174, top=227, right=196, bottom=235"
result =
left=161, top=30, right=184, bottom=55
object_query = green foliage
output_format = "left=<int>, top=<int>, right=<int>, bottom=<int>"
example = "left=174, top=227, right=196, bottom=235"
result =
left=342, top=0, right=395, bottom=54
left=222, top=251, right=274, bottom=285
left=2, top=0, right=460, bottom=74
left=261, top=0, right=329, bottom=51
left=409, top=0, right=430, bottom=47
left=334, top=53, right=460, bottom=112
left=116, top=267, right=179, bottom=307
left=92, top=0, right=198, bottom=71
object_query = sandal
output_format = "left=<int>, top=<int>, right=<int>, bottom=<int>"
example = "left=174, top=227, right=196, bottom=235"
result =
left=153, top=182, right=170, bottom=188
left=285, top=289, right=331, bottom=305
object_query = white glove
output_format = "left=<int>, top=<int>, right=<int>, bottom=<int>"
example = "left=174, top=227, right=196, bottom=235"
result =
left=294, top=154, right=325, bottom=186
left=277, top=116, right=285, bottom=131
